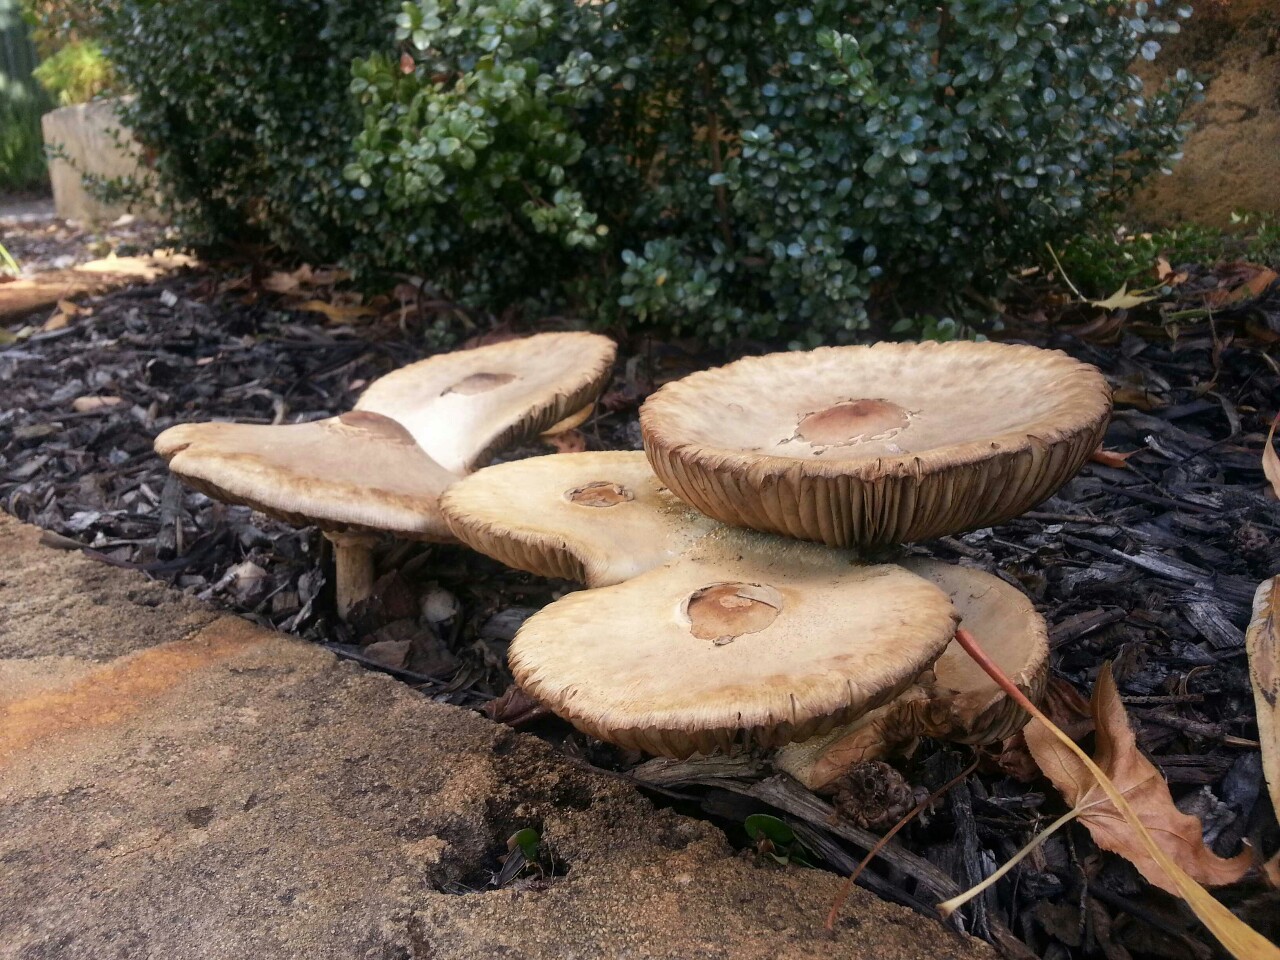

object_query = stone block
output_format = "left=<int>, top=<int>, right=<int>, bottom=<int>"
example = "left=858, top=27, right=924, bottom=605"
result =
left=40, top=97, right=158, bottom=224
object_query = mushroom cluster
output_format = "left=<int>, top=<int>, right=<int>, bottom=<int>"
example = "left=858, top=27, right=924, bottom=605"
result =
left=156, top=336, right=1109, bottom=787
left=154, top=333, right=617, bottom=617
left=442, top=341, right=1110, bottom=787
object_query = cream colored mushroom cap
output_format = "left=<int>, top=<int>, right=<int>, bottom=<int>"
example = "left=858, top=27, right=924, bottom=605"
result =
left=355, top=332, right=617, bottom=476
left=509, top=529, right=957, bottom=758
left=901, top=558, right=1049, bottom=742
left=441, top=451, right=720, bottom=586
left=154, top=411, right=457, bottom=540
left=640, top=341, right=1111, bottom=547
left=775, top=558, right=1048, bottom=791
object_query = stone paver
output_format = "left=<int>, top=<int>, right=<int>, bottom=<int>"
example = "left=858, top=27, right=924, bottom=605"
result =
left=0, top=515, right=993, bottom=960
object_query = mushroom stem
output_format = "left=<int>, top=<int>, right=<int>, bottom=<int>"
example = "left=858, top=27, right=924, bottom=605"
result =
left=326, top=532, right=378, bottom=619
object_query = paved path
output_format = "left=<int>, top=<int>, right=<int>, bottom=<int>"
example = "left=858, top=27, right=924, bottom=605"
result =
left=0, top=514, right=991, bottom=959
left=0, top=195, right=56, bottom=225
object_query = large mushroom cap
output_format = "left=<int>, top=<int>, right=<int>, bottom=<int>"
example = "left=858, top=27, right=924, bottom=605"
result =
left=509, top=529, right=957, bottom=758
left=775, top=558, right=1049, bottom=791
left=154, top=411, right=457, bottom=540
left=441, top=451, right=721, bottom=586
left=355, top=332, right=617, bottom=475
left=901, top=558, right=1049, bottom=743
left=640, top=341, right=1110, bottom=547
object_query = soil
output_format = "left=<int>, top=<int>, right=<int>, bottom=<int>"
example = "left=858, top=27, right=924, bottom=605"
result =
left=1, top=221, right=1279, bottom=958
left=1131, top=0, right=1280, bottom=227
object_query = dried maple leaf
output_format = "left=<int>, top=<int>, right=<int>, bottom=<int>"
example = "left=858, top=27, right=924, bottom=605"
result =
left=1246, top=577, right=1280, bottom=827
left=1026, top=667, right=1251, bottom=894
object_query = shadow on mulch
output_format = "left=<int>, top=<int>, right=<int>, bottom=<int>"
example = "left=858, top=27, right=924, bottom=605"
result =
left=1, top=262, right=1278, bottom=959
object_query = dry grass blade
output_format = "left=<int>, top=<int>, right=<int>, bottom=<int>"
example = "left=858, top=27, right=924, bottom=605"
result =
left=1247, top=577, right=1280, bottom=824
left=942, top=629, right=1279, bottom=960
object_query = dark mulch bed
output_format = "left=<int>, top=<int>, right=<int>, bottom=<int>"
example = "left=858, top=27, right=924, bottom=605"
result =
left=0, top=210, right=172, bottom=275
left=2, top=262, right=1278, bottom=960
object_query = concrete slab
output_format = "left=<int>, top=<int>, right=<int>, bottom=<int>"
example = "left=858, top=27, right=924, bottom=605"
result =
left=0, top=515, right=992, bottom=960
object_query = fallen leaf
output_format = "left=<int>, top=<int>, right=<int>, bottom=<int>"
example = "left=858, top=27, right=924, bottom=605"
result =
left=1043, top=675, right=1095, bottom=742
left=296, top=299, right=375, bottom=324
left=1264, top=413, right=1280, bottom=499
left=1090, top=447, right=1137, bottom=470
left=1025, top=667, right=1251, bottom=894
left=1156, top=257, right=1189, bottom=287
left=262, top=266, right=309, bottom=294
left=545, top=429, right=587, bottom=454
left=41, top=313, right=68, bottom=332
left=1112, top=386, right=1166, bottom=411
left=1265, top=851, right=1280, bottom=889
left=484, top=685, right=553, bottom=728
left=1246, top=577, right=1280, bottom=827
left=400, top=51, right=416, bottom=74
left=1091, top=283, right=1158, bottom=312
left=943, top=631, right=1277, bottom=960
left=1203, top=265, right=1280, bottom=308
left=71, top=396, right=125, bottom=413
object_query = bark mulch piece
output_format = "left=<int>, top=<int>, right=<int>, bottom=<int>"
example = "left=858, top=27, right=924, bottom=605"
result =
left=2, top=262, right=1278, bottom=959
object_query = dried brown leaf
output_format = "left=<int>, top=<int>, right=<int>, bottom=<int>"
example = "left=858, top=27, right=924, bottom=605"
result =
left=1090, top=447, right=1137, bottom=470
left=1246, top=577, right=1280, bottom=825
left=296, top=299, right=375, bottom=324
left=1112, top=386, right=1166, bottom=411
left=1026, top=668, right=1251, bottom=894
left=1263, top=414, right=1280, bottom=499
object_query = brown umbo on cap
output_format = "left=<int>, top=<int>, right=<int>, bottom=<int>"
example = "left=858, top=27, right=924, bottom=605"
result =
left=508, top=529, right=957, bottom=758
left=775, top=558, right=1049, bottom=791
left=155, top=412, right=458, bottom=617
left=441, top=451, right=720, bottom=586
left=640, top=341, right=1110, bottom=548
left=355, top=332, right=617, bottom=476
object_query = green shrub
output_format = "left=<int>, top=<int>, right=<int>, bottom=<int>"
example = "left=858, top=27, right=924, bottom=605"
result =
left=98, top=0, right=1200, bottom=344
left=93, top=0, right=402, bottom=255
left=0, top=94, right=46, bottom=190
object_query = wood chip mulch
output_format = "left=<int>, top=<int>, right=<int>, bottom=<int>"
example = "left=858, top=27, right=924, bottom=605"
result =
left=2, top=258, right=1278, bottom=960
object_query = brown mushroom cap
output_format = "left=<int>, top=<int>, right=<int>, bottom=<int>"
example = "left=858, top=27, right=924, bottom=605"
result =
left=640, top=341, right=1111, bottom=547
left=509, top=529, right=957, bottom=758
left=774, top=558, right=1049, bottom=791
left=440, top=451, right=721, bottom=586
left=355, top=332, right=617, bottom=475
left=154, top=411, right=457, bottom=540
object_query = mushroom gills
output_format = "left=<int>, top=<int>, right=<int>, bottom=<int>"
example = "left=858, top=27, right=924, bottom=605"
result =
left=774, top=558, right=1049, bottom=792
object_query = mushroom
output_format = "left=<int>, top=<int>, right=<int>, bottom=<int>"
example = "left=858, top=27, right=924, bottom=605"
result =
left=440, top=451, right=721, bottom=586
left=154, top=412, right=457, bottom=616
left=640, top=341, right=1111, bottom=548
left=355, top=331, right=617, bottom=475
left=155, top=332, right=618, bottom=617
left=774, top=558, right=1049, bottom=792
left=508, top=528, right=958, bottom=757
